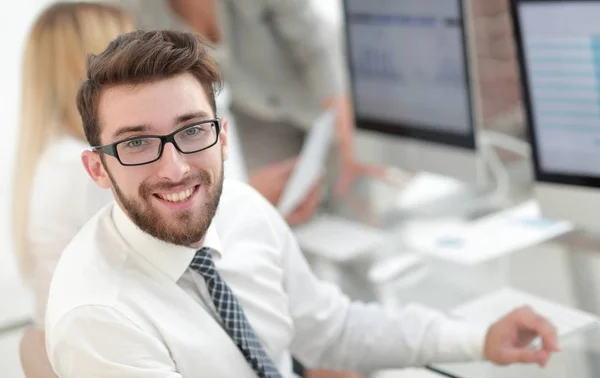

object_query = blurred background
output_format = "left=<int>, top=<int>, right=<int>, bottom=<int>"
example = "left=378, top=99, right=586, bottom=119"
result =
left=6, top=1, right=600, bottom=378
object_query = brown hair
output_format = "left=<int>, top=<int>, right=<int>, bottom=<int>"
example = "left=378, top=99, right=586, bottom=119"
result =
left=76, top=29, right=223, bottom=147
left=12, top=1, right=133, bottom=281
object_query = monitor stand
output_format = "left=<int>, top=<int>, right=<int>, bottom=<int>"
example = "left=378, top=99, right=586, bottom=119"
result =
left=383, top=131, right=534, bottom=223
left=390, top=172, right=506, bottom=222
left=378, top=160, right=531, bottom=226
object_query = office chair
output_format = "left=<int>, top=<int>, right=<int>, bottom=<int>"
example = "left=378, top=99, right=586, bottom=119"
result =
left=19, top=327, right=58, bottom=378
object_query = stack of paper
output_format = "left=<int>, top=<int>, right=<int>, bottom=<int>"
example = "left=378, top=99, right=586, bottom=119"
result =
left=405, top=200, right=573, bottom=265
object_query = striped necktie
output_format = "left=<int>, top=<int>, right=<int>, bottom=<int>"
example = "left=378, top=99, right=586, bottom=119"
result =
left=190, top=247, right=283, bottom=378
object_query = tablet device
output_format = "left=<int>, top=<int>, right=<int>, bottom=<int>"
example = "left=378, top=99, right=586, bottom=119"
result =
left=278, top=110, right=336, bottom=216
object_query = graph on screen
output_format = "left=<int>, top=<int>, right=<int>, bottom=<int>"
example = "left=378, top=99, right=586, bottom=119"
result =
left=347, top=4, right=471, bottom=135
left=526, top=36, right=600, bottom=176
left=355, top=46, right=403, bottom=82
left=349, top=13, right=464, bottom=87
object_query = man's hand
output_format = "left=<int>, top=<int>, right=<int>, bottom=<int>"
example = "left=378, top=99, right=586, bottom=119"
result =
left=248, top=157, right=323, bottom=226
left=485, top=306, right=560, bottom=367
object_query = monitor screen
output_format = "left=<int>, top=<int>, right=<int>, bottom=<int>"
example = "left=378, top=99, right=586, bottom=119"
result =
left=344, top=0, right=476, bottom=148
left=514, top=0, right=600, bottom=186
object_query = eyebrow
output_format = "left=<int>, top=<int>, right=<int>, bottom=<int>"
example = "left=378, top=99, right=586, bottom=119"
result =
left=111, top=111, right=214, bottom=140
left=112, top=125, right=151, bottom=140
left=176, top=111, right=212, bottom=124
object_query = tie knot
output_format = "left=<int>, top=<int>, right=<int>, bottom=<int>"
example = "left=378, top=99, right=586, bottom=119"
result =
left=191, top=247, right=217, bottom=278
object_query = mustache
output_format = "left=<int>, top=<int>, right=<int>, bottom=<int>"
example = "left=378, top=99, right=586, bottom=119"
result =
left=140, top=171, right=212, bottom=195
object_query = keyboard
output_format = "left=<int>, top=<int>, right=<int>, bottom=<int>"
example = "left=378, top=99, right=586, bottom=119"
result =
left=293, top=214, right=386, bottom=262
left=452, top=287, right=599, bottom=337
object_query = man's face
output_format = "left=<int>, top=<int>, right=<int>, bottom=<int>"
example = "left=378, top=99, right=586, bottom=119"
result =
left=82, top=73, right=229, bottom=246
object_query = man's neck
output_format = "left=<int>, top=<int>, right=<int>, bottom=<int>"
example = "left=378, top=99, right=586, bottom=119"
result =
left=190, top=239, right=204, bottom=249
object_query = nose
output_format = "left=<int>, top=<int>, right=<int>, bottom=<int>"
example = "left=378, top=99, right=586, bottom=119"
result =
left=155, top=142, right=190, bottom=182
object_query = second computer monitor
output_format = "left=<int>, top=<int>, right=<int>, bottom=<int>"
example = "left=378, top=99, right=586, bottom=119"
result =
left=512, top=0, right=600, bottom=230
left=344, top=0, right=485, bottom=185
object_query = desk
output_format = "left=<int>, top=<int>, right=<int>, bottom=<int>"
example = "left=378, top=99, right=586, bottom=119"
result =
left=430, top=240, right=600, bottom=378
left=311, top=179, right=600, bottom=378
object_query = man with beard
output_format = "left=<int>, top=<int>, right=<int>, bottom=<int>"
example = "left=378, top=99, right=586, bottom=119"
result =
left=45, top=30, right=560, bottom=378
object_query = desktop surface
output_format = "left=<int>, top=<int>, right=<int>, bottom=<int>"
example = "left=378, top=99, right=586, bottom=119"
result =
left=316, top=176, right=600, bottom=378
left=410, top=240, right=600, bottom=378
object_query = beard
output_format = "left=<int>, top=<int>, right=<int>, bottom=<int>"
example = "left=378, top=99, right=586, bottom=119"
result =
left=106, top=160, right=224, bottom=247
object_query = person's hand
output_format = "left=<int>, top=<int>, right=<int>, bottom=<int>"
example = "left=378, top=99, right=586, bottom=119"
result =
left=248, top=157, right=323, bottom=226
left=334, top=159, right=388, bottom=197
left=324, top=95, right=410, bottom=196
left=248, top=158, right=297, bottom=205
left=484, top=306, right=560, bottom=367
left=284, top=177, right=323, bottom=226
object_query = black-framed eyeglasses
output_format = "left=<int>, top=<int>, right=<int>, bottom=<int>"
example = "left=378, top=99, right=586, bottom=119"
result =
left=93, top=119, right=221, bottom=166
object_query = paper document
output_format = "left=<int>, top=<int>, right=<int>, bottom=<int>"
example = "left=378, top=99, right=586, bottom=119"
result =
left=278, top=110, right=335, bottom=216
left=452, top=287, right=599, bottom=337
left=405, top=200, right=573, bottom=265
left=294, top=214, right=385, bottom=262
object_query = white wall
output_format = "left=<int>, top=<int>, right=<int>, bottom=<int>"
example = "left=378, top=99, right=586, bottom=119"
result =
left=0, top=1, right=52, bottom=283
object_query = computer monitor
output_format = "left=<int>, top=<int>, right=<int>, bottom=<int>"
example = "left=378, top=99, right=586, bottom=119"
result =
left=343, top=0, right=486, bottom=186
left=512, top=0, right=600, bottom=229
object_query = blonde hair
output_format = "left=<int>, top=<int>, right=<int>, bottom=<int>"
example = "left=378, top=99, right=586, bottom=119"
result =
left=12, top=2, right=133, bottom=281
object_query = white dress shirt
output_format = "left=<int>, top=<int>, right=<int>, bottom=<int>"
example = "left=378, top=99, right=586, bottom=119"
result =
left=45, top=179, right=487, bottom=377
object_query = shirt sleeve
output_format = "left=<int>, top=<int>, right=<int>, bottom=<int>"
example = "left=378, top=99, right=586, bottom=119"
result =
left=47, top=305, right=182, bottom=378
left=262, top=0, right=347, bottom=103
left=279, top=220, right=487, bottom=373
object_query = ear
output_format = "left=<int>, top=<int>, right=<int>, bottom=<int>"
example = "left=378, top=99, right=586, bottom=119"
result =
left=219, top=117, right=229, bottom=161
left=82, top=150, right=112, bottom=189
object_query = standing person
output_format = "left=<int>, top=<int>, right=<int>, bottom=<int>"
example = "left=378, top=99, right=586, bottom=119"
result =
left=111, top=0, right=386, bottom=203
left=45, top=29, right=560, bottom=378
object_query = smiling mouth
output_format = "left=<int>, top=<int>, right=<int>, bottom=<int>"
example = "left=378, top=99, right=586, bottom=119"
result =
left=154, top=185, right=199, bottom=203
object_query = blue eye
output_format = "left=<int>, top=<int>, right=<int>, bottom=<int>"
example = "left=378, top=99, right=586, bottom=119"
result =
left=184, top=127, right=201, bottom=136
left=125, top=139, right=147, bottom=148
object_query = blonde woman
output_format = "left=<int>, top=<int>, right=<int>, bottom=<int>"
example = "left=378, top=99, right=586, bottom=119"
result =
left=12, top=2, right=134, bottom=328
left=14, top=3, right=134, bottom=376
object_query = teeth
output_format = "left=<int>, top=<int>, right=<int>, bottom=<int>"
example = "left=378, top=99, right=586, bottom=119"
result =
left=158, top=188, right=194, bottom=202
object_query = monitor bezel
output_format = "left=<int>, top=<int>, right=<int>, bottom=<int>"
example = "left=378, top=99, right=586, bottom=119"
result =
left=342, top=0, right=477, bottom=150
left=511, top=0, right=600, bottom=188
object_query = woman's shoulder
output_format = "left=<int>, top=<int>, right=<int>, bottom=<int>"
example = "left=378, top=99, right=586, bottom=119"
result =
left=31, top=137, right=94, bottom=207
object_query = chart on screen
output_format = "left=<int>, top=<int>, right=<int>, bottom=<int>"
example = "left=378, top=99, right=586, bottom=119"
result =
left=520, top=4, right=600, bottom=176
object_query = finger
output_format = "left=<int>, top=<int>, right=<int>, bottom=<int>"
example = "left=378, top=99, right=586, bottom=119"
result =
left=516, top=307, right=560, bottom=352
left=359, top=164, right=415, bottom=187
left=538, top=350, right=550, bottom=367
left=303, top=185, right=322, bottom=210
left=357, top=164, right=388, bottom=179
left=287, top=183, right=323, bottom=225
left=286, top=199, right=317, bottom=225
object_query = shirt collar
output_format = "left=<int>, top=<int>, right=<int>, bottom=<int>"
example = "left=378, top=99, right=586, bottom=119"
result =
left=111, top=203, right=222, bottom=282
